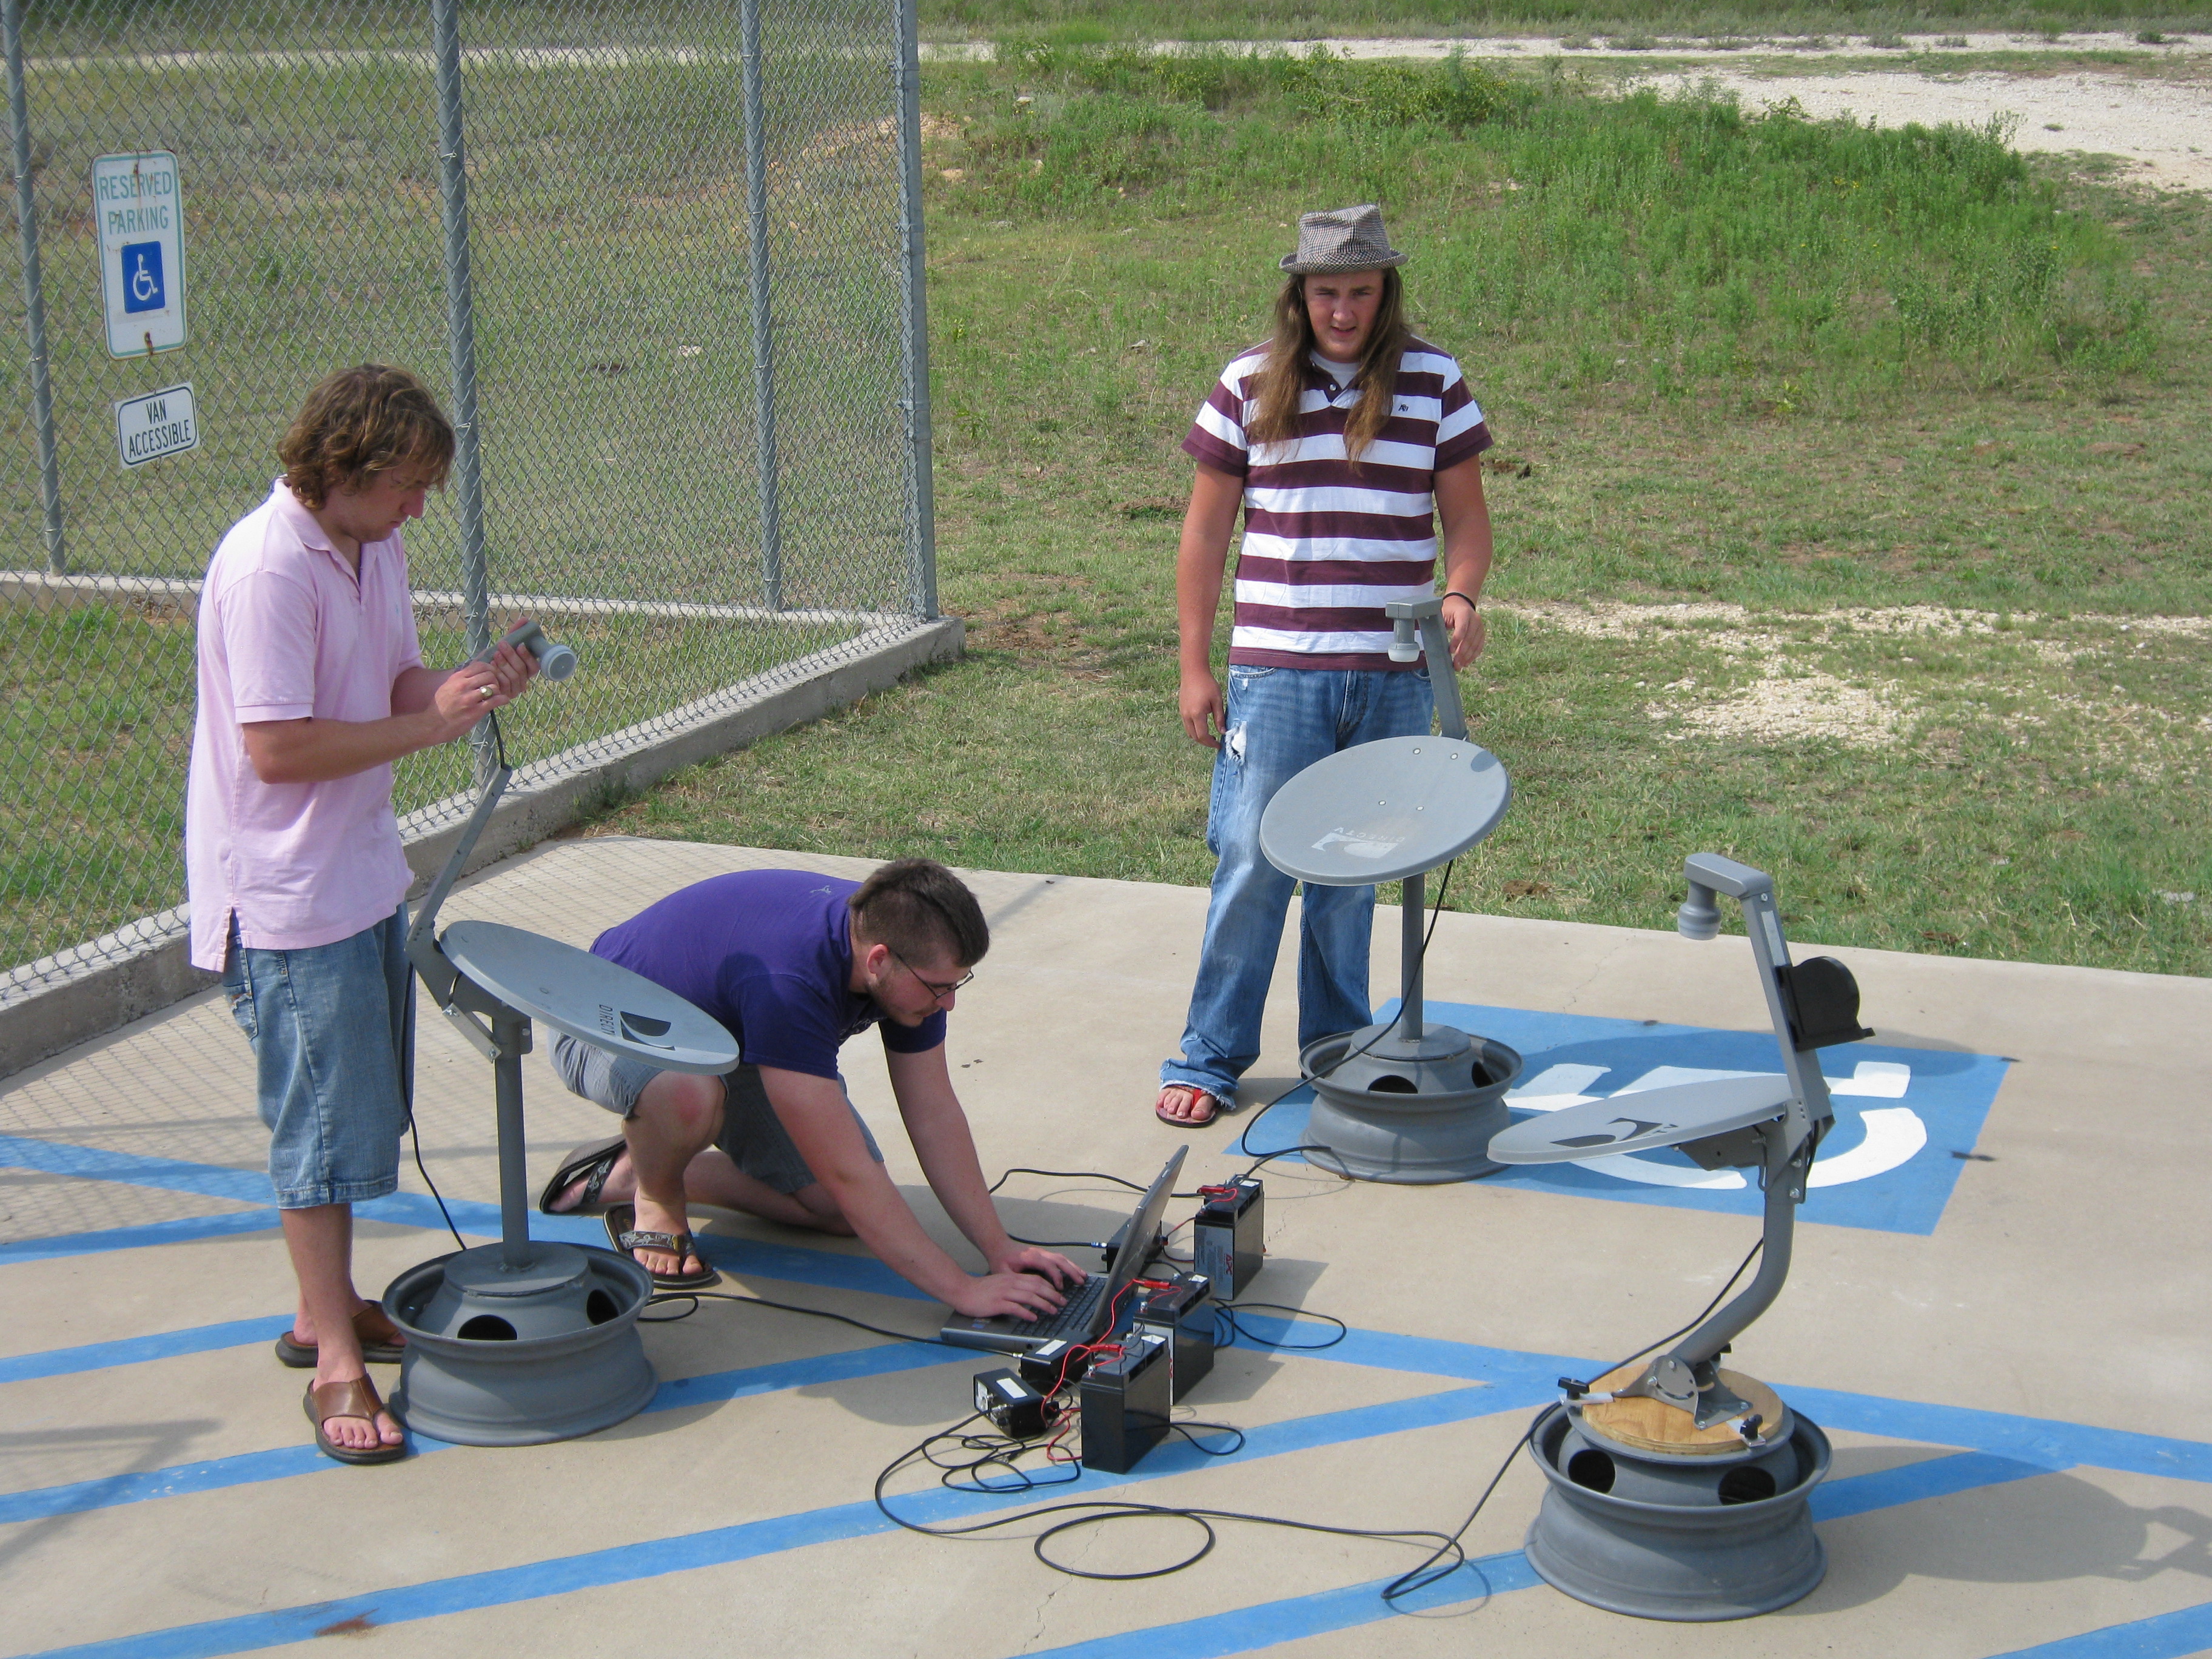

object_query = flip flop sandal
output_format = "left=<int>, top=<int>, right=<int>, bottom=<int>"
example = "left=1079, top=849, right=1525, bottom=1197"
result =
left=1156, top=1084, right=1227, bottom=1128
left=605, top=1202, right=720, bottom=1290
left=538, top=1133, right=629, bottom=1217
left=304, top=1375, right=407, bottom=1466
left=274, top=1302, right=407, bottom=1369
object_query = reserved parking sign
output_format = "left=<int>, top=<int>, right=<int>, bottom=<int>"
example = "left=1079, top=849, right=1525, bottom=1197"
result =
left=93, top=152, right=186, bottom=357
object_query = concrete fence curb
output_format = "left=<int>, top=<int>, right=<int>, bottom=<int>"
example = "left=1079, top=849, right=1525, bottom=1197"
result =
left=0, top=614, right=963, bottom=1082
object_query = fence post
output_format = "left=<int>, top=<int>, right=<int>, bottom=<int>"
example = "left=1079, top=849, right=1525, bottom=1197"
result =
left=431, top=0, right=494, bottom=780
left=893, top=0, right=937, bottom=620
left=4, top=0, right=64, bottom=576
left=739, top=0, right=782, bottom=612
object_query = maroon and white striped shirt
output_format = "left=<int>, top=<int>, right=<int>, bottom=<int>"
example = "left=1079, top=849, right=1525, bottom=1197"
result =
left=1183, top=337, right=1490, bottom=671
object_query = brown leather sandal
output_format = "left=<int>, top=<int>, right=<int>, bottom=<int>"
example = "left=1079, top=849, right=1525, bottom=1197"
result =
left=303, top=1375, right=407, bottom=1465
left=1156, top=1084, right=1226, bottom=1128
left=275, top=1302, right=407, bottom=1369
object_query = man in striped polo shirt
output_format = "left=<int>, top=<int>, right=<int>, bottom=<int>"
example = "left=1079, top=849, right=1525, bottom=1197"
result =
left=1157, top=204, right=1495, bottom=1128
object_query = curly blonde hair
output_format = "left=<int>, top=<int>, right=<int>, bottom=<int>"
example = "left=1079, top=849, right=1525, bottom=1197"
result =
left=278, top=364, right=454, bottom=509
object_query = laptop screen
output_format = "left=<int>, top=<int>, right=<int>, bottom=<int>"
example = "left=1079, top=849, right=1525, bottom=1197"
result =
left=1101, top=1144, right=1187, bottom=1306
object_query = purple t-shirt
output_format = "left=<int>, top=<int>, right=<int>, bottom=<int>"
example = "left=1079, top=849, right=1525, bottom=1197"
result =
left=591, top=870, right=945, bottom=1081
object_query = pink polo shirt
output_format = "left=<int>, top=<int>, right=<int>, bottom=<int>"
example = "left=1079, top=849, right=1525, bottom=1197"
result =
left=186, top=480, right=425, bottom=971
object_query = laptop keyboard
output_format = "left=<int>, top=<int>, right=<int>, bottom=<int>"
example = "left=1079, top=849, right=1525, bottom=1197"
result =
left=1001, top=1274, right=1107, bottom=1342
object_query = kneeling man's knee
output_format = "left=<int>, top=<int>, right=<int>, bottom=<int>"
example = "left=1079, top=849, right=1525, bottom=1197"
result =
left=637, top=1071, right=723, bottom=1142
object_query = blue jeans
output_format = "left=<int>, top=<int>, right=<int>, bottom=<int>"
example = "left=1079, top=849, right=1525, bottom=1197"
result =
left=1163, top=665, right=1434, bottom=1100
left=223, top=907, right=412, bottom=1209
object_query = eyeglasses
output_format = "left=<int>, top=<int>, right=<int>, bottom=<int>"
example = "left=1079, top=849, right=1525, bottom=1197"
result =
left=889, top=947, right=973, bottom=1003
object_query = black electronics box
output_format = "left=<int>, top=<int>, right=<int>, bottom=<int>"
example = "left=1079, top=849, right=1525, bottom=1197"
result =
left=1016, top=1338, right=1093, bottom=1393
left=1079, top=1332, right=1171, bottom=1474
left=1101, top=1215, right=1164, bottom=1275
left=1135, top=1271, right=1213, bottom=1402
left=1192, top=1176, right=1263, bottom=1301
left=973, top=1366, right=1054, bottom=1438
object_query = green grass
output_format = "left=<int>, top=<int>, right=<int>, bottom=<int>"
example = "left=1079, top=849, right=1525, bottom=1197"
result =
left=918, top=1, right=2212, bottom=41
left=561, top=49, right=2211, bottom=977
left=7, top=41, right=2208, bottom=978
left=0, top=6, right=922, bottom=970
left=0, top=599, right=869, bottom=968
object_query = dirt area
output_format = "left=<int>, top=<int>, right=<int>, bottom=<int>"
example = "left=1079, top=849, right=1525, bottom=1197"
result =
left=1626, top=64, right=2212, bottom=193
left=1497, top=601, right=2212, bottom=756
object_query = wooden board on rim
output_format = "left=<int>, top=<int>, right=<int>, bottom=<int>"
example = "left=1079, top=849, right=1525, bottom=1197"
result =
left=1580, top=1362, right=1786, bottom=1456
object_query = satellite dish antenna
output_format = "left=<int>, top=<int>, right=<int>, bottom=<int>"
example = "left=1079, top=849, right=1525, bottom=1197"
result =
left=381, top=631, right=741, bottom=1446
left=1489, top=853, right=1874, bottom=1619
left=1256, top=596, right=1520, bottom=1181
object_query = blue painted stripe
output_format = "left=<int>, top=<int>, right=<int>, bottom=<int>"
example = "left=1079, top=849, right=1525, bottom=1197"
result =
left=1990, top=1598, right=2212, bottom=1657
left=1021, top=1551, right=1546, bottom=1659
left=0, top=1318, right=292, bottom=1384
left=11, top=1135, right=2212, bottom=1493
left=1007, top=1452, right=2106, bottom=1659
left=22, top=1387, right=1507, bottom=1659
left=1808, top=1450, right=2049, bottom=1521
left=0, top=1135, right=273, bottom=1204
left=1784, top=1386, right=2212, bottom=1487
left=0, top=1341, right=966, bottom=1525
left=16, top=1382, right=2171, bottom=1658
left=0, top=1211, right=282, bottom=1263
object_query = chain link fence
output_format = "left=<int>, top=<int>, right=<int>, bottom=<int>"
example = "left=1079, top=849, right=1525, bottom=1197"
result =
left=1, top=0, right=937, bottom=992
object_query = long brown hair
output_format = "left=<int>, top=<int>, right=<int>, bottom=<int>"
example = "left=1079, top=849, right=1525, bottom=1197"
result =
left=1245, top=269, right=1409, bottom=466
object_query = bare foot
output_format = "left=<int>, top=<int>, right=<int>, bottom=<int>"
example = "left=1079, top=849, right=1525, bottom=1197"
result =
left=313, top=1373, right=404, bottom=1452
left=551, top=1147, right=638, bottom=1215
left=626, top=1196, right=706, bottom=1280
left=1155, top=1084, right=1223, bottom=1126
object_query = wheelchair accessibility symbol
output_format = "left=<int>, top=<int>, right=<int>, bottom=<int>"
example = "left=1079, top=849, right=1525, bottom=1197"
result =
left=121, top=241, right=165, bottom=313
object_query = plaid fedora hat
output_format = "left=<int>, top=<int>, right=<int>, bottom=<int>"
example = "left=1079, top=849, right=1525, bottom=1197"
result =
left=1279, top=204, right=1409, bottom=275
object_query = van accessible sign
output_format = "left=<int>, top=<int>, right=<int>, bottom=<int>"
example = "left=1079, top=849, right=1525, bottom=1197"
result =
left=115, top=383, right=199, bottom=468
left=93, top=152, right=186, bottom=357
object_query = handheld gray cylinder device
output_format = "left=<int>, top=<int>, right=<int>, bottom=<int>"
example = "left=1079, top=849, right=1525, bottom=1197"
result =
left=476, top=619, right=578, bottom=682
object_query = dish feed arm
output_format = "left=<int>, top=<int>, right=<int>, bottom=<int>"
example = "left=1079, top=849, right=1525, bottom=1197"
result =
left=1613, top=853, right=1865, bottom=1424
left=1383, top=595, right=1466, bottom=741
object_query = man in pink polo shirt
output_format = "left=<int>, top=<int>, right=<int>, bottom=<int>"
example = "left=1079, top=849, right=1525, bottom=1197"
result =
left=186, top=364, right=537, bottom=1463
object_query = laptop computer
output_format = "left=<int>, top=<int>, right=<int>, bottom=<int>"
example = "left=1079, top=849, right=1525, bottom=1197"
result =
left=940, top=1145, right=1187, bottom=1355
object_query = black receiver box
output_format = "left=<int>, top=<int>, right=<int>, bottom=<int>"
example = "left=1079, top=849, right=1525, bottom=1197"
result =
left=1079, top=1331, right=1171, bottom=1474
left=1191, top=1176, right=1263, bottom=1301
left=1135, top=1272, right=1213, bottom=1402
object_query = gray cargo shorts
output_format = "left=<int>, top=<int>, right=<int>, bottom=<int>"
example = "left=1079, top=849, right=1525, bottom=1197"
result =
left=550, top=1032, right=883, bottom=1196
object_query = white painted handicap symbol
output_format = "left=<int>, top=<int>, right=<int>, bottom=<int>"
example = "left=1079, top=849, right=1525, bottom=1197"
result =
left=121, top=241, right=164, bottom=313
left=1504, top=1059, right=1925, bottom=1191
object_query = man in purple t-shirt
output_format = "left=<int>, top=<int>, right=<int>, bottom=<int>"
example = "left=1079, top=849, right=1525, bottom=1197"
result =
left=541, top=859, right=1081, bottom=1321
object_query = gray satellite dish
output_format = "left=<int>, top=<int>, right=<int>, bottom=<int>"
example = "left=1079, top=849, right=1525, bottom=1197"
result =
left=440, top=922, right=736, bottom=1074
left=380, top=641, right=740, bottom=1447
left=1255, top=597, right=1520, bottom=1182
left=1492, top=854, right=1875, bottom=1621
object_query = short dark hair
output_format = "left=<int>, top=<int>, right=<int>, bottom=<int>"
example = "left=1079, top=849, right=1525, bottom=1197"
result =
left=278, top=364, right=454, bottom=509
left=850, top=858, right=989, bottom=968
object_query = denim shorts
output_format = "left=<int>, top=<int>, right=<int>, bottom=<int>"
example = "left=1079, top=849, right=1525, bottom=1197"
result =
left=223, top=907, right=411, bottom=1210
left=550, top=1033, right=882, bottom=1197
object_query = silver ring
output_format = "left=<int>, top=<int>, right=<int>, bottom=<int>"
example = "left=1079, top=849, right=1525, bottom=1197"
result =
left=480, top=685, right=493, bottom=700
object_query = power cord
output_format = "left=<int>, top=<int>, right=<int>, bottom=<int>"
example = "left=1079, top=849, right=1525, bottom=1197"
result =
left=875, top=1416, right=1469, bottom=1584
left=1213, top=1301, right=1347, bottom=1351
left=1235, top=857, right=1460, bottom=1161
left=1381, top=1233, right=1771, bottom=1603
left=638, top=1288, right=953, bottom=1345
